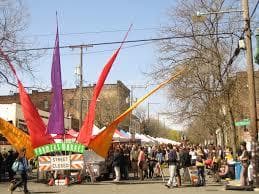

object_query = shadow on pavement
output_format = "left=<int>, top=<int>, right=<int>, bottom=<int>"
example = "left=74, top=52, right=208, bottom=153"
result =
left=31, top=192, right=60, bottom=194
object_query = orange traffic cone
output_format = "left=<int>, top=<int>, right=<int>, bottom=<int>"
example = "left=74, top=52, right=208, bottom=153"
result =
left=48, top=178, right=54, bottom=186
left=65, top=177, right=69, bottom=186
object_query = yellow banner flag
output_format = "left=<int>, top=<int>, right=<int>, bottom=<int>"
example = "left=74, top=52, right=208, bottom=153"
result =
left=0, top=118, right=34, bottom=159
left=88, top=68, right=185, bottom=158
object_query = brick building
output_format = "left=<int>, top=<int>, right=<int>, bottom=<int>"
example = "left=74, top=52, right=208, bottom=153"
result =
left=216, top=71, right=259, bottom=147
left=0, top=80, right=130, bottom=130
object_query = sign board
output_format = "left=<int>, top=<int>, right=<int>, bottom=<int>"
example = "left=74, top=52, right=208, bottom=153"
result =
left=38, top=154, right=84, bottom=171
left=235, top=119, right=250, bottom=127
left=34, top=143, right=85, bottom=156
left=50, top=155, right=70, bottom=170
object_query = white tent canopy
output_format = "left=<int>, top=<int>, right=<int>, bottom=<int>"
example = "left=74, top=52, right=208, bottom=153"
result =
left=124, top=132, right=179, bottom=145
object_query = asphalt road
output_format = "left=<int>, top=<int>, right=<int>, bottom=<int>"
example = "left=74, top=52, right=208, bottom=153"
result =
left=0, top=181, right=257, bottom=194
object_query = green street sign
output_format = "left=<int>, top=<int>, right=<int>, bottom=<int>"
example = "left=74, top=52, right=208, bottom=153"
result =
left=34, top=143, right=85, bottom=156
left=235, top=119, right=250, bottom=127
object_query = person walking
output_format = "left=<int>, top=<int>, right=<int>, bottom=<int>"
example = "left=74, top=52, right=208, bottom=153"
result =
left=239, top=142, right=249, bottom=186
left=113, top=148, right=122, bottom=182
left=138, top=147, right=145, bottom=180
left=165, top=144, right=178, bottom=188
left=130, top=145, right=139, bottom=179
left=196, top=150, right=205, bottom=186
left=189, top=147, right=197, bottom=166
left=6, top=150, right=17, bottom=181
left=10, top=148, right=30, bottom=194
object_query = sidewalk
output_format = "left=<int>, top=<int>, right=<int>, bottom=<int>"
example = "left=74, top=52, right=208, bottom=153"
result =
left=227, top=179, right=241, bottom=186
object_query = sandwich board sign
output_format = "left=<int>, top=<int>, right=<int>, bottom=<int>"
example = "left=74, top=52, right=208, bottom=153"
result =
left=50, top=155, right=70, bottom=170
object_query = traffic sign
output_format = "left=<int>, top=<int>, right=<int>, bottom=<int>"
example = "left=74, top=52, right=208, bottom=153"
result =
left=235, top=119, right=250, bottom=126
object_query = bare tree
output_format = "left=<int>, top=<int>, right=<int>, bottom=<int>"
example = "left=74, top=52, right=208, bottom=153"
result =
left=153, top=0, right=244, bottom=154
left=0, top=0, right=39, bottom=87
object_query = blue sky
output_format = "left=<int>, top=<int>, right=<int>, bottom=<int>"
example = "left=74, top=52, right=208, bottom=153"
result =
left=1, top=0, right=179, bottom=129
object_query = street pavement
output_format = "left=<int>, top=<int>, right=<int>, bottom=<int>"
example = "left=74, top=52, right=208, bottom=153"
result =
left=0, top=170, right=257, bottom=194
left=1, top=180, right=258, bottom=194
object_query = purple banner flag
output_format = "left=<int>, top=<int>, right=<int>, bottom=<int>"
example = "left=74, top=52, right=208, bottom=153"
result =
left=46, top=23, right=65, bottom=134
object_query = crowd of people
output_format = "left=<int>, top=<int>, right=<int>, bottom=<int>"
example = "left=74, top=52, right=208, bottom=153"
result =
left=0, top=141, right=253, bottom=192
left=106, top=141, right=252, bottom=187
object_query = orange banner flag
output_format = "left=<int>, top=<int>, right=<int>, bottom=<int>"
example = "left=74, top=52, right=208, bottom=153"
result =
left=0, top=118, right=34, bottom=159
left=88, top=68, right=185, bottom=158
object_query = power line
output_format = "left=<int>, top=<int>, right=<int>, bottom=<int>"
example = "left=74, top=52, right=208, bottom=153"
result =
left=5, top=32, right=239, bottom=53
left=22, top=19, right=259, bottom=39
left=24, top=27, right=160, bottom=38
left=251, top=0, right=259, bottom=18
left=40, top=42, right=153, bottom=56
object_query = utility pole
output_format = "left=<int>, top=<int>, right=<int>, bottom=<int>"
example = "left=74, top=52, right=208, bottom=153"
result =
left=70, top=44, right=93, bottom=128
left=242, top=0, right=259, bottom=186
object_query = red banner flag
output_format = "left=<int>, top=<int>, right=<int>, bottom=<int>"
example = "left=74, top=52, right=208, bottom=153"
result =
left=0, top=49, right=54, bottom=148
left=18, top=81, right=54, bottom=148
left=77, top=25, right=132, bottom=146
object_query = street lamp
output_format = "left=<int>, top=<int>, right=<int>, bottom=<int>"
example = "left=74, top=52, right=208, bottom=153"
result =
left=192, top=9, right=243, bottom=23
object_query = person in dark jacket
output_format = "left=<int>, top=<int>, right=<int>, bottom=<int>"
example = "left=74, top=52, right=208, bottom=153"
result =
left=10, top=148, right=30, bottom=194
left=113, top=148, right=122, bottom=181
left=6, top=150, right=17, bottom=181
left=148, top=157, right=157, bottom=179
left=122, top=145, right=130, bottom=180
left=165, top=144, right=179, bottom=188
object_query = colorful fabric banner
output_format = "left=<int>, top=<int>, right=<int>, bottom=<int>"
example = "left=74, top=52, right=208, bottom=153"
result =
left=18, top=81, right=54, bottom=147
left=0, top=118, right=34, bottom=159
left=46, top=23, right=65, bottom=134
left=0, top=49, right=54, bottom=148
left=88, top=68, right=185, bottom=158
left=77, top=25, right=132, bottom=146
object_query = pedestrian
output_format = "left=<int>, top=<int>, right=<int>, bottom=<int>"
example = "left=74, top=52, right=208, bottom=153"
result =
left=148, top=156, right=156, bottom=179
left=196, top=150, right=205, bottom=186
left=130, top=145, right=139, bottom=179
left=239, top=141, right=249, bottom=186
left=113, top=148, right=122, bottom=182
left=211, top=151, right=221, bottom=182
left=6, top=150, right=17, bottom=181
left=165, top=144, right=178, bottom=188
left=10, top=147, right=30, bottom=194
left=189, top=148, right=197, bottom=166
left=180, top=146, right=191, bottom=183
left=123, top=145, right=130, bottom=180
left=138, top=147, right=145, bottom=180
